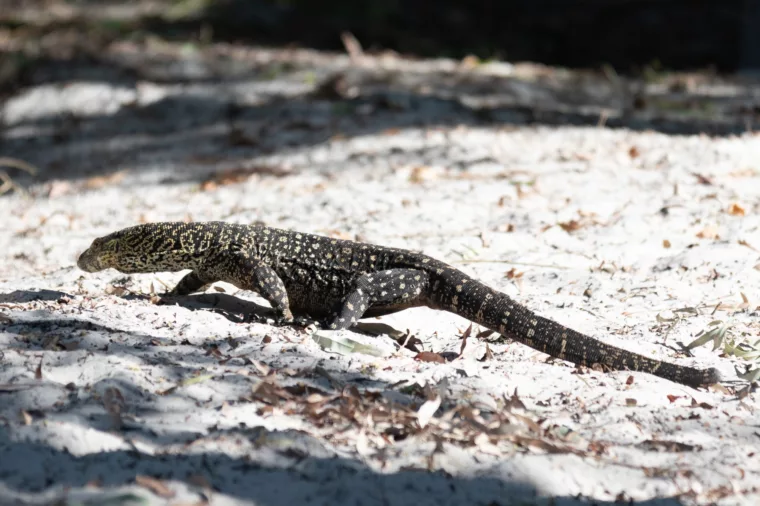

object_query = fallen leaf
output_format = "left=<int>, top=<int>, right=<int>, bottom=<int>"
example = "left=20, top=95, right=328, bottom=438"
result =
left=558, top=220, right=582, bottom=233
left=417, top=395, right=441, bottom=428
left=663, top=239, right=671, bottom=248
left=692, top=172, right=714, bottom=185
left=727, top=203, right=746, bottom=216
left=628, top=146, right=640, bottom=158
left=505, top=268, right=524, bottom=280
left=414, top=352, right=446, bottom=363
left=200, top=165, right=291, bottom=191
left=135, top=475, right=175, bottom=498
left=84, top=171, right=125, bottom=190
left=696, top=226, right=720, bottom=240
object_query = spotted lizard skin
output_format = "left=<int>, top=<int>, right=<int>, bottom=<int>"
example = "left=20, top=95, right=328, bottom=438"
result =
left=78, top=222, right=721, bottom=387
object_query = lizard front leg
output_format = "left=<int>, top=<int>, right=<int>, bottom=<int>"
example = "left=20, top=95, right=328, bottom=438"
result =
left=205, top=250, right=294, bottom=323
left=167, top=270, right=215, bottom=296
left=324, top=269, right=429, bottom=330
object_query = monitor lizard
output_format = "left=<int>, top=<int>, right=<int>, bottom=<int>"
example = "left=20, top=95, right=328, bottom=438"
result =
left=77, top=221, right=721, bottom=387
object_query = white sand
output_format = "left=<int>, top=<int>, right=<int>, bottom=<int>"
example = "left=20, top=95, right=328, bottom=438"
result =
left=1, top=47, right=759, bottom=505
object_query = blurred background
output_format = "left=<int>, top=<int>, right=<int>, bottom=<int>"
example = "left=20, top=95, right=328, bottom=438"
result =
left=2, top=0, right=760, bottom=191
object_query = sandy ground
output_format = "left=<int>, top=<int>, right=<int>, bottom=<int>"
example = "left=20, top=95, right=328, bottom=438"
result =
left=1, top=44, right=760, bottom=505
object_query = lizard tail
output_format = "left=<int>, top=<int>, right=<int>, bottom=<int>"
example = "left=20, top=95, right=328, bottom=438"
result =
left=430, top=274, right=720, bottom=387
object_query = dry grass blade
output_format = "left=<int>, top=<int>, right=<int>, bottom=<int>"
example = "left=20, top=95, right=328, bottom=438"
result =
left=0, top=157, right=38, bottom=175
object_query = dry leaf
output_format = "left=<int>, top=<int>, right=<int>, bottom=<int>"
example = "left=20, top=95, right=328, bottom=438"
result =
left=135, top=475, right=175, bottom=498
left=505, top=268, right=524, bottom=279
left=47, top=180, right=72, bottom=198
left=84, top=171, right=125, bottom=190
left=340, top=31, right=364, bottom=61
left=692, top=172, right=714, bottom=185
left=478, top=343, right=494, bottom=361
left=696, top=226, right=720, bottom=240
left=628, top=146, right=640, bottom=158
left=35, top=357, right=43, bottom=380
left=558, top=220, right=582, bottom=233
left=663, top=239, right=671, bottom=248
left=409, top=166, right=434, bottom=184
left=417, top=395, right=441, bottom=428
left=414, top=352, right=446, bottom=364
left=625, top=398, right=638, bottom=407
left=200, top=165, right=290, bottom=191
left=727, top=203, right=746, bottom=216
left=105, top=284, right=128, bottom=296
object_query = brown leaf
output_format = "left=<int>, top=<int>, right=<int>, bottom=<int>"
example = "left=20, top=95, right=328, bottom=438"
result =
left=200, top=165, right=291, bottom=191
left=409, top=166, right=435, bottom=184
left=637, top=440, right=698, bottom=452
left=249, top=360, right=271, bottom=376
left=625, top=375, right=634, bottom=386
left=667, top=394, right=682, bottom=403
left=662, top=239, right=671, bottom=248
left=475, top=329, right=495, bottom=340
left=625, top=398, right=638, bottom=407
left=696, top=225, right=720, bottom=240
left=458, top=327, right=469, bottom=357
left=690, top=398, right=714, bottom=409
left=478, top=343, right=494, bottom=362
left=35, top=357, right=43, bottom=380
left=738, top=239, right=758, bottom=251
left=727, top=203, right=746, bottom=216
left=414, top=352, right=446, bottom=364
left=692, top=172, right=714, bottom=185
left=504, top=388, right=527, bottom=410
left=83, top=171, right=125, bottom=190
left=628, top=146, right=640, bottom=158
left=505, top=268, right=524, bottom=280
left=558, top=220, right=582, bottom=233
left=105, top=284, right=128, bottom=296
left=135, top=475, right=175, bottom=498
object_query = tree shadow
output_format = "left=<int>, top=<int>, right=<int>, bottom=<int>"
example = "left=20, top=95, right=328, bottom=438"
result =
left=0, top=303, right=739, bottom=504
left=3, top=81, right=755, bottom=189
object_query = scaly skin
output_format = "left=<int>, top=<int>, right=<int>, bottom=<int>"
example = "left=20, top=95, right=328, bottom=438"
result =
left=78, top=222, right=722, bottom=387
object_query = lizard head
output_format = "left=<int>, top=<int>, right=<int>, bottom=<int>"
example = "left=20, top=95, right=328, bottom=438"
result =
left=78, top=222, right=208, bottom=274
left=77, top=230, right=133, bottom=273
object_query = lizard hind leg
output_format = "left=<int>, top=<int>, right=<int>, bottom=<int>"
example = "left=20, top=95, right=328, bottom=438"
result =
left=324, top=268, right=429, bottom=330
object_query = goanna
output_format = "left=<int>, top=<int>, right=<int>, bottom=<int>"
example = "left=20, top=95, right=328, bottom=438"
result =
left=77, top=221, right=721, bottom=387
